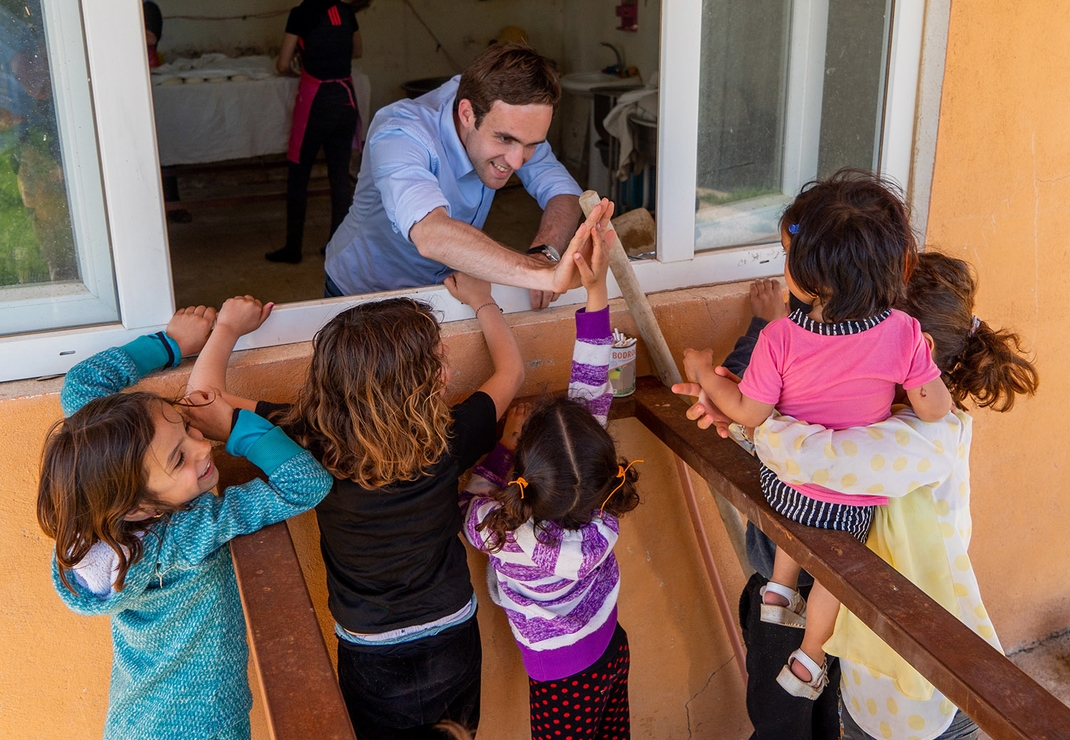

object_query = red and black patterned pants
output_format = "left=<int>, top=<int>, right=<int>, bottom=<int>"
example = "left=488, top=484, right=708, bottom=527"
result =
left=529, top=622, right=630, bottom=740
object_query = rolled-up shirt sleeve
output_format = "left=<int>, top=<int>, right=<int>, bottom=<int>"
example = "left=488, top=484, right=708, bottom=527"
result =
left=516, top=141, right=582, bottom=209
left=369, top=125, right=451, bottom=243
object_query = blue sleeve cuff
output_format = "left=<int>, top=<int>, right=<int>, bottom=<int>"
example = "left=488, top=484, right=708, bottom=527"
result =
left=225, top=410, right=307, bottom=476
left=120, top=332, right=180, bottom=376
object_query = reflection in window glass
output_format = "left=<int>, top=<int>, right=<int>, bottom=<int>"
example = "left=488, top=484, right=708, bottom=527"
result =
left=0, top=0, right=117, bottom=336
left=695, top=0, right=891, bottom=252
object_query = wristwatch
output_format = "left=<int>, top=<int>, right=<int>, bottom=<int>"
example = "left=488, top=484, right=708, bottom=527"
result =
left=526, top=244, right=561, bottom=263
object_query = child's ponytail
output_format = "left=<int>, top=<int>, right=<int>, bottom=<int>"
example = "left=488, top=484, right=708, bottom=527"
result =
left=595, top=458, right=642, bottom=518
left=897, top=251, right=1039, bottom=413
left=948, top=319, right=1039, bottom=412
left=477, top=479, right=537, bottom=553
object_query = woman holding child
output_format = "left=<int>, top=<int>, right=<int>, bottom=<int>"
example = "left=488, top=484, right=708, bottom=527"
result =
left=676, top=171, right=1037, bottom=739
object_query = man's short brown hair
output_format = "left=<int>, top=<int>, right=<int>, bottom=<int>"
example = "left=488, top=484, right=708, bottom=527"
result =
left=455, top=43, right=561, bottom=127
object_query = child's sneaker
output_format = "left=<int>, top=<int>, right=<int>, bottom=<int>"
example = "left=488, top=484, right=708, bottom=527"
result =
left=759, top=582, right=806, bottom=628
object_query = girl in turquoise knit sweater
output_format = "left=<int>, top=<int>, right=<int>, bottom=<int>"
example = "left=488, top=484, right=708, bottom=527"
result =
left=37, top=297, right=334, bottom=740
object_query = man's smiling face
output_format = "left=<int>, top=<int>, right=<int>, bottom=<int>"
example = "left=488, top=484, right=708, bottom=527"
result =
left=456, top=98, right=553, bottom=190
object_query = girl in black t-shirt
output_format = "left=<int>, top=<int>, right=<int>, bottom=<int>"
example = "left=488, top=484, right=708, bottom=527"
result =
left=190, top=281, right=523, bottom=738
left=267, top=0, right=363, bottom=264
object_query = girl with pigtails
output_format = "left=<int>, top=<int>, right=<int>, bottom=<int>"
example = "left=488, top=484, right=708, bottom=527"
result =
left=461, top=206, right=640, bottom=740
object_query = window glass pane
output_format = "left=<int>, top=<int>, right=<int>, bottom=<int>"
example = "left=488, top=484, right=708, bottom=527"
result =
left=0, top=0, right=117, bottom=336
left=695, top=0, right=891, bottom=252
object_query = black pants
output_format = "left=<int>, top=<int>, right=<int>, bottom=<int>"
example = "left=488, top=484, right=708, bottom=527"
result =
left=739, top=572, right=841, bottom=740
left=286, top=84, right=357, bottom=254
left=336, top=616, right=482, bottom=740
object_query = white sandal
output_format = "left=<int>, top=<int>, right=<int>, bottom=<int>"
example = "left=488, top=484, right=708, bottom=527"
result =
left=759, top=582, right=807, bottom=628
left=776, top=649, right=828, bottom=700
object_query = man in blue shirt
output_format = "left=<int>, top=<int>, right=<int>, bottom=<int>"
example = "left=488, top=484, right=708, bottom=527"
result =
left=324, top=43, right=584, bottom=309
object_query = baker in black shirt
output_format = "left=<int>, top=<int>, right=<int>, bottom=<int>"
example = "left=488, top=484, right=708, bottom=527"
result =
left=267, top=0, right=363, bottom=264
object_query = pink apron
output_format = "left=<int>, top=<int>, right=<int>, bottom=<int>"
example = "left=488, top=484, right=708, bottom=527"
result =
left=287, top=69, right=362, bottom=163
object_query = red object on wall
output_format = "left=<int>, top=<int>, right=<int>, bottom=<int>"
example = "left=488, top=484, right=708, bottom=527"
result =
left=616, top=0, right=638, bottom=32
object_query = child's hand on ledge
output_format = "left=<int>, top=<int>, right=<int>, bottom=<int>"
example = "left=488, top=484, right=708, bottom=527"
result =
left=168, top=305, right=217, bottom=357
left=216, top=296, right=273, bottom=338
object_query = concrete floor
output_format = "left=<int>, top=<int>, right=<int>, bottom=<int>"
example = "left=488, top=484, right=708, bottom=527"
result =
left=978, top=630, right=1070, bottom=739
left=167, top=161, right=543, bottom=309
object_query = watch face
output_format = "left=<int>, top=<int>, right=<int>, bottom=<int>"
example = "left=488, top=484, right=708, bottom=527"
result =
left=527, top=244, right=560, bottom=262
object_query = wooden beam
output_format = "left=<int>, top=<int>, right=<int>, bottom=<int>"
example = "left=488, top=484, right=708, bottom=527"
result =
left=630, top=377, right=1070, bottom=740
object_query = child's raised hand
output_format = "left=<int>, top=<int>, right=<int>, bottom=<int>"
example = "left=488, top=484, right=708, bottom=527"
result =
left=500, top=402, right=529, bottom=451
left=216, top=295, right=273, bottom=337
left=551, top=199, right=607, bottom=295
left=577, top=219, right=612, bottom=293
left=168, top=305, right=218, bottom=357
left=182, top=389, right=235, bottom=442
left=445, top=271, right=493, bottom=309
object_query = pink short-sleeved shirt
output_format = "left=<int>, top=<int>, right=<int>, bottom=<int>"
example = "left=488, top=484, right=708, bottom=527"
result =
left=739, top=308, right=941, bottom=505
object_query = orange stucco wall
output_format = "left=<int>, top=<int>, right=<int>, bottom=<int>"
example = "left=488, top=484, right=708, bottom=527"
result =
left=3, top=2, right=1069, bottom=737
left=0, top=288, right=756, bottom=739
left=923, top=0, right=1069, bottom=648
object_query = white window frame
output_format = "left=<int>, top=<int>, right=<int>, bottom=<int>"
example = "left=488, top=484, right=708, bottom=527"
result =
left=1, top=0, right=174, bottom=381
left=654, top=0, right=927, bottom=266
left=0, top=0, right=944, bottom=384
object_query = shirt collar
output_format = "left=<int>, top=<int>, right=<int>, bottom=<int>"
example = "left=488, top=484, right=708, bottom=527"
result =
left=437, top=77, right=475, bottom=179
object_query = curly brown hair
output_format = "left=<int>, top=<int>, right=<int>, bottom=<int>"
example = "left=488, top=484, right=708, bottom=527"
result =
left=278, top=298, right=453, bottom=487
left=38, top=393, right=188, bottom=593
left=478, top=397, right=640, bottom=552
left=896, top=252, right=1039, bottom=411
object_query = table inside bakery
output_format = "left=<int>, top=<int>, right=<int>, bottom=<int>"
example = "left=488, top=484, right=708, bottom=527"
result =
left=151, top=54, right=371, bottom=167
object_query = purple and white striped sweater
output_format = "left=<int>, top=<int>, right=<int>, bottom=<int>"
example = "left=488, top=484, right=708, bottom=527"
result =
left=461, top=306, right=621, bottom=682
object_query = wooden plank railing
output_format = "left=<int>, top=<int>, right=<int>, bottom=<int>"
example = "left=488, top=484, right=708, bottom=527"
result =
left=220, top=378, right=1070, bottom=740
left=627, top=377, right=1070, bottom=740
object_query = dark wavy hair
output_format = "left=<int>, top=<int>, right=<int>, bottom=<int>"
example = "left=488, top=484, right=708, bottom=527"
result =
left=38, top=392, right=188, bottom=593
left=455, top=43, right=561, bottom=127
left=897, top=252, right=1039, bottom=412
left=278, top=298, right=453, bottom=488
left=477, top=397, right=640, bottom=552
left=780, top=168, right=918, bottom=323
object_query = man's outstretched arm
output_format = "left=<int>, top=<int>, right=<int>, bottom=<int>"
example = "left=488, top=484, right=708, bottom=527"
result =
left=409, top=208, right=558, bottom=292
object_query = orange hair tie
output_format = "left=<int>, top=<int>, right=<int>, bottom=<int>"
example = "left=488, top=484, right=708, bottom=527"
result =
left=508, top=476, right=529, bottom=500
left=600, top=459, right=643, bottom=514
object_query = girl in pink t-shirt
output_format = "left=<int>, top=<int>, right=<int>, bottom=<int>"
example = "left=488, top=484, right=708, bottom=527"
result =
left=682, top=169, right=953, bottom=700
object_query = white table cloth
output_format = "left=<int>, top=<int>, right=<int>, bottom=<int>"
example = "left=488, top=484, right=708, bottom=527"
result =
left=152, top=55, right=370, bottom=166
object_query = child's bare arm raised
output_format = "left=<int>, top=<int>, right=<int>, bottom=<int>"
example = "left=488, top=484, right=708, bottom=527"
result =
left=185, top=296, right=273, bottom=419
left=682, top=348, right=775, bottom=429
left=445, top=273, right=524, bottom=419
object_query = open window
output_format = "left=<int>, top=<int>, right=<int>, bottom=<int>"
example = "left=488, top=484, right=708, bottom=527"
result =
left=0, top=0, right=938, bottom=383
left=656, top=0, right=925, bottom=270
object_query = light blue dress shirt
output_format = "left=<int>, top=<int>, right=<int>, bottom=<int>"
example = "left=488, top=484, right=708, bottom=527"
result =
left=324, top=76, right=582, bottom=295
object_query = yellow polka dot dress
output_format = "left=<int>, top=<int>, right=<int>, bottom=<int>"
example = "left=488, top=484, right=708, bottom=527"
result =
left=755, top=408, right=1000, bottom=740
